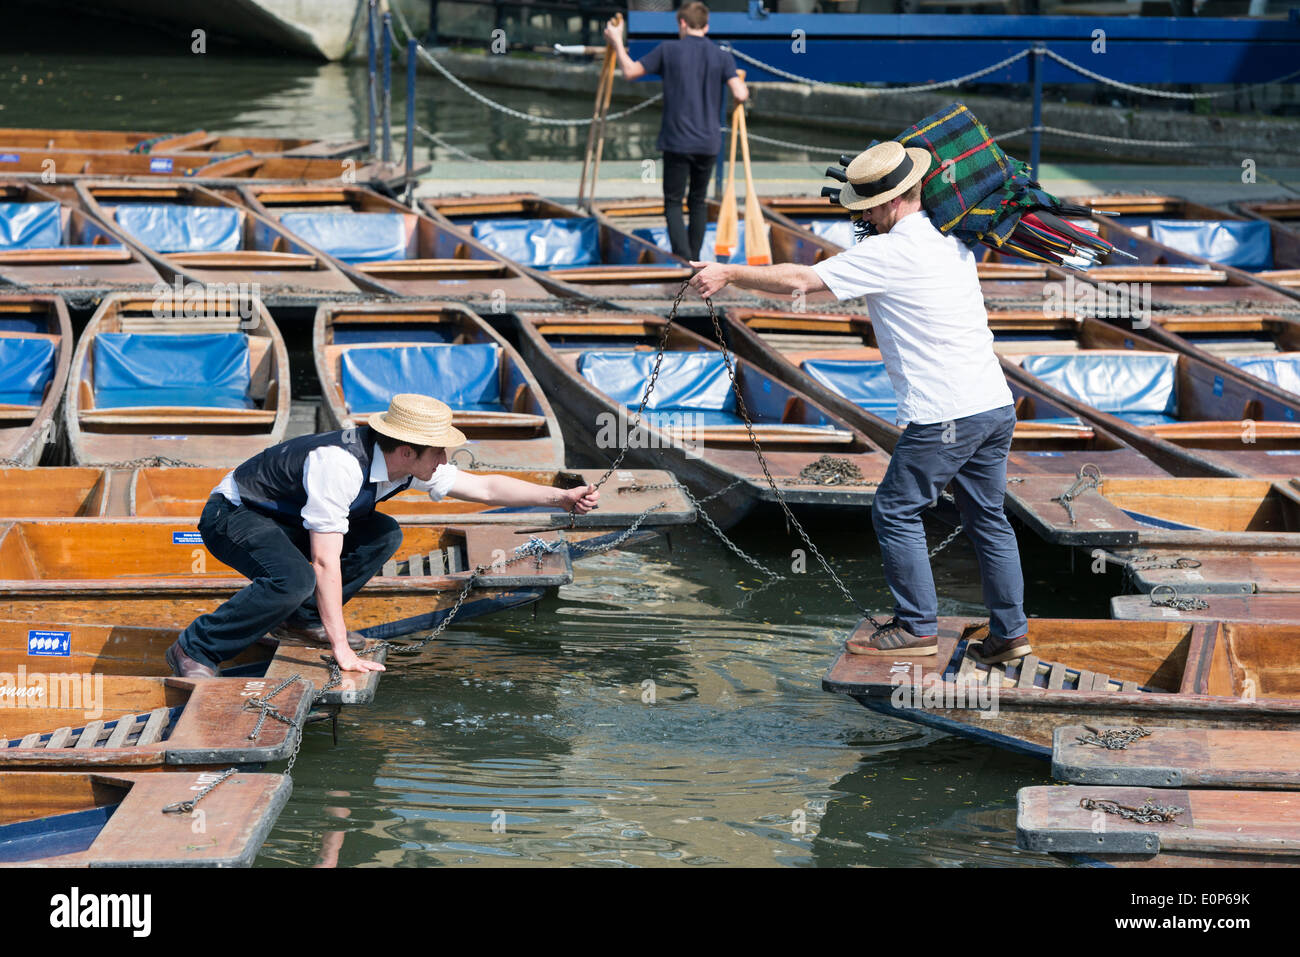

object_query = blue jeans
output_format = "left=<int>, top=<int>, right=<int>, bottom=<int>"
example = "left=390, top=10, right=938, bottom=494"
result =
left=870, top=405, right=1027, bottom=640
left=177, top=496, right=403, bottom=669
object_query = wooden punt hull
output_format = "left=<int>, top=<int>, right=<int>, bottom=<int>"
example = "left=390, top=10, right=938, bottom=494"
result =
left=1006, top=476, right=1300, bottom=548
left=823, top=617, right=1300, bottom=761
left=73, top=181, right=362, bottom=304
left=238, top=184, right=550, bottom=303
left=0, top=520, right=569, bottom=640
left=1236, top=198, right=1300, bottom=287
left=63, top=292, right=291, bottom=468
left=0, top=181, right=165, bottom=294
left=0, top=769, right=290, bottom=866
left=1108, top=547, right=1300, bottom=596
left=423, top=193, right=709, bottom=306
left=0, top=674, right=312, bottom=770
left=314, top=301, right=564, bottom=469
left=0, top=127, right=365, bottom=157
left=0, top=465, right=696, bottom=536
left=0, top=619, right=383, bottom=707
left=723, top=307, right=1170, bottom=480
left=1111, top=592, right=1300, bottom=625
left=0, top=295, right=71, bottom=468
left=0, top=149, right=420, bottom=186
left=514, top=311, right=890, bottom=528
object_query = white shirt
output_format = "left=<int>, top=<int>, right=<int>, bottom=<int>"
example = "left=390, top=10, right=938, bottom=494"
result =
left=811, top=211, right=1012, bottom=426
left=214, top=443, right=460, bottom=533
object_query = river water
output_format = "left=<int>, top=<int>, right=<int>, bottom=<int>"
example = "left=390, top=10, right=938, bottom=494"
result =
left=2, top=41, right=1119, bottom=867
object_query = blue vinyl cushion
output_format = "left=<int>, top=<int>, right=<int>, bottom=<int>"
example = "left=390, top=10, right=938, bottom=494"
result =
left=471, top=218, right=600, bottom=269
left=800, top=357, right=897, bottom=421
left=340, top=343, right=503, bottom=415
left=1227, top=353, right=1300, bottom=397
left=801, top=219, right=856, bottom=248
left=93, top=333, right=252, bottom=409
left=1021, top=353, right=1178, bottom=424
left=0, top=337, right=56, bottom=406
left=578, top=350, right=739, bottom=422
left=1149, top=219, right=1272, bottom=271
left=114, top=204, right=241, bottom=254
left=280, top=212, right=408, bottom=263
left=0, top=201, right=62, bottom=249
left=633, top=223, right=746, bottom=264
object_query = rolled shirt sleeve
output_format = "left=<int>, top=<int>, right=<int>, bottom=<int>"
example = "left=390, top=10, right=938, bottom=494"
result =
left=409, top=463, right=460, bottom=503
left=301, top=447, right=364, bottom=534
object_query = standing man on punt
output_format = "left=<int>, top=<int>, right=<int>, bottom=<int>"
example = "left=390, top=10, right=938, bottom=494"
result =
left=687, top=141, right=1031, bottom=665
left=166, top=394, right=599, bottom=678
left=605, top=3, right=748, bottom=260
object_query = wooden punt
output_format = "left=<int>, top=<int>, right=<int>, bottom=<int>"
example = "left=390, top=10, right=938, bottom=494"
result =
left=73, top=180, right=362, bottom=303
left=1005, top=476, right=1300, bottom=548
left=238, top=184, right=549, bottom=302
left=0, top=770, right=290, bottom=866
left=315, top=301, right=564, bottom=470
left=0, top=180, right=165, bottom=293
left=513, top=311, right=890, bottom=528
left=421, top=193, right=705, bottom=306
left=0, top=149, right=417, bottom=186
left=1017, top=784, right=1300, bottom=866
left=0, top=296, right=71, bottom=467
left=1106, top=546, right=1300, bottom=596
left=63, top=292, right=291, bottom=468
left=0, top=520, right=570, bottom=641
left=1111, top=592, right=1300, bottom=625
left=0, top=619, right=383, bottom=708
left=998, top=314, right=1300, bottom=479
left=1236, top=197, right=1300, bottom=288
left=0, top=673, right=312, bottom=770
left=722, top=307, right=1169, bottom=479
left=822, top=616, right=1300, bottom=760
left=0, top=127, right=365, bottom=157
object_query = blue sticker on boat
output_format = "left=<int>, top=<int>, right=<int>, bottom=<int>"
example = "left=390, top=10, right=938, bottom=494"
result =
left=1123, top=339, right=1134, bottom=349
left=28, top=630, right=70, bottom=657
left=1288, top=408, right=1295, bottom=421
left=149, top=157, right=174, bottom=173
left=0, top=154, right=19, bottom=163
left=172, top=531, right=204, bottom=545
left=1024, top=451, right=1064, bottom=457
left=1213, top=375, right=1223, bottom=397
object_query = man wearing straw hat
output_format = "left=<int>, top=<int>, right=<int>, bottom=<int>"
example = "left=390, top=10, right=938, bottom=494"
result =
left=689, top=141, right=1030, bottom=665
left=166, top=394, right=599, bottom=678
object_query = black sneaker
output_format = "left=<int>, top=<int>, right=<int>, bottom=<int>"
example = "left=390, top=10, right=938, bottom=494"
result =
left=846, top=618, right=938, bottom=656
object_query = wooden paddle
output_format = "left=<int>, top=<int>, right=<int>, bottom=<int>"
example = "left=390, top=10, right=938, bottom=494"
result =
left=713, top=70, right=743, bottom=259
left=578, top=13, right=622, bottom=210
left=735, top=102, right=771, bottom=265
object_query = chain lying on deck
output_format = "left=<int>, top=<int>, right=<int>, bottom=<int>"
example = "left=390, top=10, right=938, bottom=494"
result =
left=1148, top=584, right=1210, bottom=612
left=100, top=456, right=202, bottom=468
left=795, top=455, right=872, bottom=486
left=1052, top=463, right=1103, bottom=525
left=1076, top=724, right=1152, bottom=750
left=161, top=767, right=237, bottom=814
left=1128, top=554, right=1202, bottom=571
left=1078, top=797, right=1185, bottom=824
left=243, top=672, right=303, bottom=741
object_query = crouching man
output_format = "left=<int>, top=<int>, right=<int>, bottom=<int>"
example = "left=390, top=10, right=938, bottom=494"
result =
left=166, top=393, right=599, bottom=677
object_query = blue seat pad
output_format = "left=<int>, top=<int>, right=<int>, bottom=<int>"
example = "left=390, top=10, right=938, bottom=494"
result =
left=800, top=357, right=897, bottom=420
left=280, top=212, right=408, bottom=263
left=1149, top=219, right=1272, bottom=271
left=340, top=343, right=503, bottom=415
left=93, top=333, right=252, bottom=410
left=471, top=218, right=600, bottom=269
left=578, top=350, right=737, bottom=414
left=633, top=222, right=746, bottom=264
left=801, top=218, right=855, bottom=248
left=1021, top=352, right=1177, bottom=419
left=1227, top=353, right=1300, bottom=397
left=0, top=337, right=57, bottom=406
left=0, top=201, right=61, bottom=250
left=114, top=204, right=242, bottom=254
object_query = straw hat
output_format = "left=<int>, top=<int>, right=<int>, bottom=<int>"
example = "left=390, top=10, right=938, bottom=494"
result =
left=369, top=394, right=466, bottom=449
left=836, top=141, right=932, bottom=212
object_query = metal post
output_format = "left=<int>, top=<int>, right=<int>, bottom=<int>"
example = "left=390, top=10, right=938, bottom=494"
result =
left=382, top=12, right=394, bottom=163
left=366, top=0, right=377, bottom=158
left=1029, top=43, right=1044, bottom=181
left=406, top=37, right=417, bottom=205
left=426, top=0, right=439, bottom=45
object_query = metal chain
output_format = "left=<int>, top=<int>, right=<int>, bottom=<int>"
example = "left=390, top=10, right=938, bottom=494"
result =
left=1077, top=724, right=1152, bottom=751
left=98, top=455, right=201, bottom=468
left=243, top=672, right=302, bottom=741
left=161, top=767, right=237, bottom=814
left=283, top=657, right=344, bottom=776
left=1127, top=554, right=1202, bottom=571
left=1043, top=48, right=1300, bottom=100
left=1149, top=583, right=1209, bottom=612
left=722, top=44, right=1030, bottom=93
left=1078, top=797, right=1184, bottom=824
left=1052, top=463, right=1102, bottom=525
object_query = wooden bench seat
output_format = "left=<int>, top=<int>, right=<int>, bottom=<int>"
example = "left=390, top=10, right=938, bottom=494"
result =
left=165, top=251, right=319, bottom=269
left=354, top=259, right=507, bottom=275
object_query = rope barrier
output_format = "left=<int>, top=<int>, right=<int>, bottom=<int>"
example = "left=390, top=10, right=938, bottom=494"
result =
left=1042, top=48, right=1300, bottom=101
left=722, top=44, right=1032, bottom=94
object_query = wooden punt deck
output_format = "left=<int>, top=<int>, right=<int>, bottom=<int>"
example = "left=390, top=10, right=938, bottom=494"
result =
left=314, top=301, right=565, bottom=470
left=63, top=292, right=291, bottom=468
left=1108, top=547, right=1300, bottom=595
left=73, top=181, right=362, bottom=303
left=1111, top=592, right=1300, bottom=625
left=0, top=770, right=291, bottom=866
left=514, top=310, right=891, bottom=528
left=823, top=617, right=1300, bottom=760
left=0, top=127, right=365, bottom=157
left=1005, top=476, right=1300, bottom=548
left=0, top=521, right=569, bottom=641
left=0, top=295, right=71, bottom=468
left=722, top=307, right=1170, bottom=478
left=238, top=184, right=550, bottom=302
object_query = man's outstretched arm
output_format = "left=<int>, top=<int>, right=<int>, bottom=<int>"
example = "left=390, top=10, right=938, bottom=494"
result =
left=689, top=261, right=832, bottom=299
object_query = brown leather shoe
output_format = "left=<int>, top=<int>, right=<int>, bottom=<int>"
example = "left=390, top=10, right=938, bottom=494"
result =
left=846, top=618, right=938, bottom=656
left=269, top=622, right=367, bottom=651
left=973, top=632, right=1031, bottom=665
left=166, top=640, right=218, bottom=678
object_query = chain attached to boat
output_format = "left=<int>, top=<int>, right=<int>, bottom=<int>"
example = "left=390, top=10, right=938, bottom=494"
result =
left=243, top=672, right=303, bottom=741
left=795, top=454, right=873, bottom=486
left=1078, top=796, right=1184, bottom=824
left=162, top=767, right=237, bottom=814
left=1077, top=724, right=1152, bottom=750
left=1149, top=584, right=1209, bottom=612
left=1052, top=463, right=1103, bottom=525
left=1128, top=554, right=1202, bottom=571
